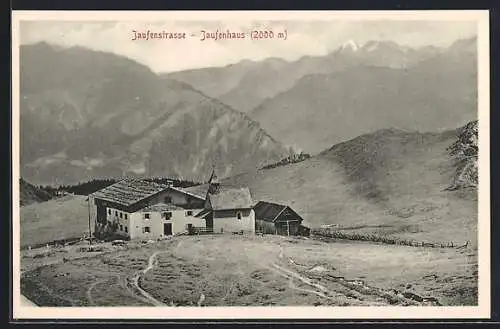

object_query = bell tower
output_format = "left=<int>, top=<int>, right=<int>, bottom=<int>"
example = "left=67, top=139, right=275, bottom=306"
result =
left=206, top=165, right=220, bottom=196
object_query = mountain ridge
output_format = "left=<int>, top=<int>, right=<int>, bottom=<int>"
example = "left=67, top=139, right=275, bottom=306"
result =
left=167, top=38, right=467, bottom=113
left=249, top=37, right=477, bottom=153
left=220, top=120, right=477, bottom=245
left=20, top=43, right=289, bottom=186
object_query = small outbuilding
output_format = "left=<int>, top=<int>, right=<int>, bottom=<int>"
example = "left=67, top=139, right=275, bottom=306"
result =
left=199, top=185, right=256, bottom=235
left=253, top=201, right=306, bottom=236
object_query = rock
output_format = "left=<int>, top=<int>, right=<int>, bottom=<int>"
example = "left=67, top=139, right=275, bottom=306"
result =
left=403, top=291, right=424, bottom=302
left=309, top=265, right=328, bottom=273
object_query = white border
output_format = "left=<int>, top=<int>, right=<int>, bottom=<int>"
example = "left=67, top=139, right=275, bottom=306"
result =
left=11, top=10, right=490, bottom=320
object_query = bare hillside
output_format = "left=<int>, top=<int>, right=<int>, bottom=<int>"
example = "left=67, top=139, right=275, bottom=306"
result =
left=20, top=43, right=288, bottom=186
left=222, top=122, right=478, bottom=245
left=20, top=178, right=54, bottom=206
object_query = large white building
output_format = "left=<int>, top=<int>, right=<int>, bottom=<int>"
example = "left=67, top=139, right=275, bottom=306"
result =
left=90, top=179, right=206, bottom=240
left=90, top=170, right=257, bottom=239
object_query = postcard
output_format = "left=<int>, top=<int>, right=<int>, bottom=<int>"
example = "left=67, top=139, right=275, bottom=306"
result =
left=11, top=10, right=490, bottom=320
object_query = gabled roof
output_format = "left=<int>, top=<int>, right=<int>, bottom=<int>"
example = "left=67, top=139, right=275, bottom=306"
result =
left=208, top=186, right=253, bottom=210
left=253, top=201, right=303, bottom=223
left=173, top=184, right=209, bottom=201
left=91, top=178, right=169, bottom=207
left=139, top=203, right=185, bottom=212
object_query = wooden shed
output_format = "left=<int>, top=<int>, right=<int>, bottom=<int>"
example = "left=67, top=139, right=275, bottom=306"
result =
left=253, top=201, right=306, bottom=236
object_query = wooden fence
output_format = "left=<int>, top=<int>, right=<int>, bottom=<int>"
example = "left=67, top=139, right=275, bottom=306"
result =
left=22, top=236, right=84, bottom=251
left=187, top=226, right=214, bottom=235
left=312, top=228, right=467, bottom=249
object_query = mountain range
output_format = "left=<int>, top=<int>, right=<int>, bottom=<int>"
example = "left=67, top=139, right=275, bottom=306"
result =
left=167, top=39, right=446, bottom=114
left=20, top=36, right=477, bottom=186
left=20, top=42, right=288, bottom=186
left=170, top=37, right=477, bottom=153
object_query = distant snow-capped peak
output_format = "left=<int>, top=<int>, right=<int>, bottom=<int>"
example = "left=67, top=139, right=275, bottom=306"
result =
left=340, top=40, right=360, bottom=52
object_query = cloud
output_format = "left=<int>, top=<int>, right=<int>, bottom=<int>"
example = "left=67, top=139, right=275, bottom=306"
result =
left=19, top=19, right=477, bottom=73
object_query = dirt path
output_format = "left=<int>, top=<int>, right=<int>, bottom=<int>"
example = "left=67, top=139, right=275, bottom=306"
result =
left=270, top=244, right=344, bottom=303
left=273, top=263, right=331, bottom=295
left=284, top=270, right=337, bottom=301
left=86, top=273, right=134, bottom=306
left=131, top=241, right=184, bottom=306
left=118, top=274, right=151, bottom=305
left=131, top=250, right=168, bottom=306
left=273, top=244, right=424, bottom=306
left=86, top=278, right=108, bottom=306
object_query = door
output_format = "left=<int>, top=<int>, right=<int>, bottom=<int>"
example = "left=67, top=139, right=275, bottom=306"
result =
left=96, top=203, right=107, bottom=224
left=205, top=212, right=214, bottom=231
left=163, top=223, right=172, bottom=235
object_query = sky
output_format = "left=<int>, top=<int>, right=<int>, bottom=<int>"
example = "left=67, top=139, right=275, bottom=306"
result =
left=19, top=19, right=477, bottom=73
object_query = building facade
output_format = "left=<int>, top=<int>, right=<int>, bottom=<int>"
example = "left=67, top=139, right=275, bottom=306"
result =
left=212, top=208, right=255, bottom=234
left=253, top=201, right=306, bottom=236
left=91, top=179, right=206, bottom=240
left=200, top=184, right=256, bottom=234
left=91, top=174, right=259, bottom=239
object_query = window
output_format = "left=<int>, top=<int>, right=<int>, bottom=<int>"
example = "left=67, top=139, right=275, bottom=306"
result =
left=143, top=226, right=151, bottom=233
left=143, top=213, right=150, bottom=220
left=125, top=214, right=128, bottom=219
left=119, top=213, right=123, bottom=219
left=124, top=226, right=128, bottom=233
left=120, top=225, right=123, bottom=231
left=162, top=212, right=172, bottom=220
left=115, top=211, right=118, bottom=216
left=237, top=211, right=243, bottom=220
left=108, top=209, right=111, bottom=215
left=186, top=210, right=193, bottom=216
left=164, top=196, right=172, bottom=204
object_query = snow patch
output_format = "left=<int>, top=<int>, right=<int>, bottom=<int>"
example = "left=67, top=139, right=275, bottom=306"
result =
left=340, top=40, right=360, bottom=52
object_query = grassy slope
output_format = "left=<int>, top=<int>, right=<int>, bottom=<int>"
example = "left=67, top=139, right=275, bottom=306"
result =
left=21, top=235, right=477, bottom=306
left=223, top=127, right=477, bottom=245
left=20, top=195, right=89, bottom=248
